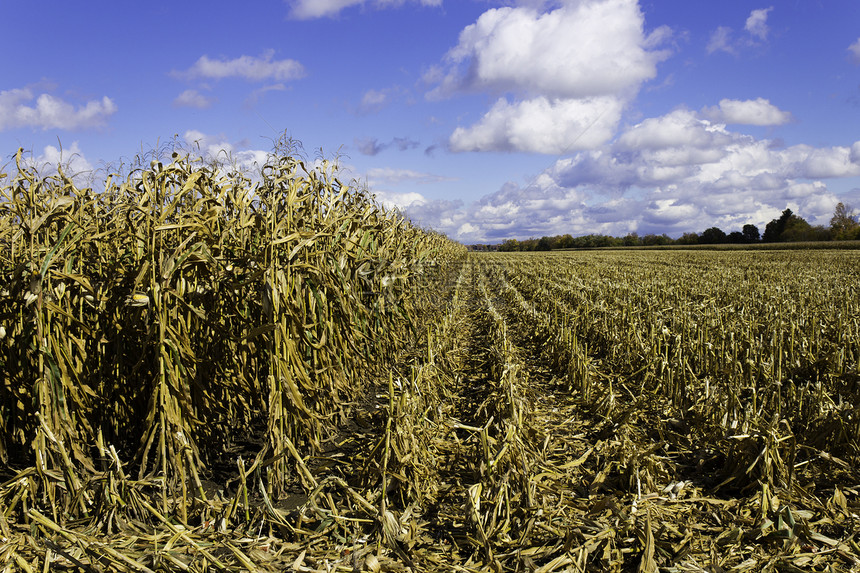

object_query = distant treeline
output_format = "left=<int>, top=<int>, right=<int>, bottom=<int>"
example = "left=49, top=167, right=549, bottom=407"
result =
left=473, top=203, right=860, bottom=252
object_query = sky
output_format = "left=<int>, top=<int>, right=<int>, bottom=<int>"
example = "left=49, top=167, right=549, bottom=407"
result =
left=2, top=0, right=860, bottom=243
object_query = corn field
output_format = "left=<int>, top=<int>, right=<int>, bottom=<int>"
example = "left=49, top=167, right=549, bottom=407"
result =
left=1, top=146, right=859, bottom=571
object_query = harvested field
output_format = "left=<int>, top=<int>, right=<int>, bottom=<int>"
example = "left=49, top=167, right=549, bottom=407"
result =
left=2, top=149, right=860, bottom=571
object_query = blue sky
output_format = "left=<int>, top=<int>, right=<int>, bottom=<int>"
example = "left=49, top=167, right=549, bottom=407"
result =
left=3, top=0, right=860, bottom=242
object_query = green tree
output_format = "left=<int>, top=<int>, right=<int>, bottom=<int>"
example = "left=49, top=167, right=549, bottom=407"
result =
left=763, top=209, right=794, bottom=242
left=558, top=234, right=574, bottom=249
left=830, top=202, right=859, bottom=240
left=742, top=224, right=760, bottom=242
left=699, top=227, right=727, bottom=244
left=676, top=232, right=699, bottom=245
left=623, top=232, right=640, bottom=247
left=727, top=231, right=745, bottom=244
left=536, top=236, right=553, bottom=251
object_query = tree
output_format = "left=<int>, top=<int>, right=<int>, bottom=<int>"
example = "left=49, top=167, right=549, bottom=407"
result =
left=742, top=224, right=760, bottom=243
left=781, top=215, right=814, bottom=242
left=763, top=209, right=794, bottom=242
left=622, top=232, right=640, bottom=247
left=642, top=233, right=672, bottom=246
left=676, top=232, right=699, bottom=245
left=726, top=231, right=745, bottom=244
left=557, top=234, right=574, bottom=249
left=699, top=227, right=727, bottom=244
left=830, top=202, right=859, bottom=240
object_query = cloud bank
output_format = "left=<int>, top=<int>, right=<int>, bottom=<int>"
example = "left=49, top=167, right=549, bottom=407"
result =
left=396, top=107, right=860, bottom=242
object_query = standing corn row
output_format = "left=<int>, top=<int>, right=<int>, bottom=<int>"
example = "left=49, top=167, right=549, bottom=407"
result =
left=0, top=144, right=466, bottom=524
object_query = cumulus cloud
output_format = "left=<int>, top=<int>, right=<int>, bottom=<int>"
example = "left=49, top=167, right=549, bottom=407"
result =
left=400, top=197, right=467, bottom=233
left=182, top=130, right=269, bottom=172
left=450, top=96, right=623, bottom=154
left=430, top=0, right=668, bottom=100
left=617, top=109, right=732, bottom=150
left=18, top=142, right=96, bottom=188
left=287, top=0, right=441, bottom=20
left=701, top=98, right=792, bottom=126
left=175, top=50, right=305, bottom=82
left=427, top=0, right=669, bottom=154
left=372, top=190, right=428, bottom=211
left=0, top=88, right=117, bottom=131
left=173, top=89, right=214, bottom=109
left=403, top=106, right=860, bottom=242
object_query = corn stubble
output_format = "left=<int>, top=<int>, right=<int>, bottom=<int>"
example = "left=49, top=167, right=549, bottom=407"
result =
left=1, top=144, right=860, bottom=571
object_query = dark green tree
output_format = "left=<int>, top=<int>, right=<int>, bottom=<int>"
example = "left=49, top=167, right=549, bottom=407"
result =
left=742, top=224, right=760, bottom=242
left=781, top=216, right=814, bottom=241
left=763, top=209, right=794, bottom=242
left=699, top=227, right=727, bottom=244
left=727, top=231, right=745, bottom=243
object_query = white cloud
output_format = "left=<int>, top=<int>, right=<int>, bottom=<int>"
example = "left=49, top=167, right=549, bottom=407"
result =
left=707, top=8, right=774, bottom=55
left=20, top=142, right=96, bottom=188
left=701, top=98, right=792, bottom=126
left=404, top=107, right=860, bottom=242
left=430, top=0, right=669, bottom=155
left=173, top=89, right=214, bottom=109
left=431, top=0, right=667, bottom=100
left=849, top=38, right=860, bottom=63
left=450, top=96, right=623, bottom=154
left=182, top=130, right=269, bottom=172
left=617, top=108, right=734, bottom=151
left=372, top=189, right=428, bottom=211
left=176, top=50, right=305, bottom=82
left=744, top=7, right=773, bottom=40
left=785, top=145, right=860, bottom=179
left=0, top=88, right=117, bottom=131
left=287, top=0, right=441, bottom=20
left=851, top=141, right=860, bottom=163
